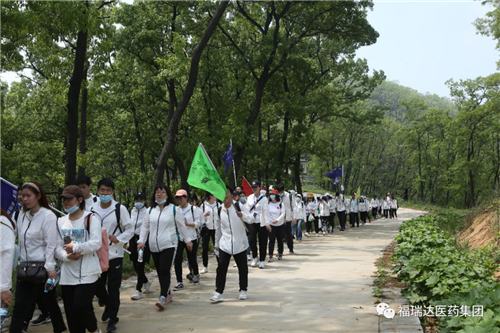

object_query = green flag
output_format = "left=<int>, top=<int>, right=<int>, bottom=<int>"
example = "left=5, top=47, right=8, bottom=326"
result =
left=187, top=143, right=227, bottom=201
left=356, top=186, right=360, bottom=199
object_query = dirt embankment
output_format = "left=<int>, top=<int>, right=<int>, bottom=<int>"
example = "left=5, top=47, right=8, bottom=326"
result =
left=456, top=203, right=500, bottom=248
left=456, top=202, right=500, bottom=278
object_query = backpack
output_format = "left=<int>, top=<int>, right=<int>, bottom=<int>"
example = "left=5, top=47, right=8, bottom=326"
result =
left=85, top=214, right=109, bottom=273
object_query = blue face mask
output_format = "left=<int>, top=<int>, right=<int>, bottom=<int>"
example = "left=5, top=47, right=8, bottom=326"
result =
left=239, top=197, right=247, bottom=204
left=17, top=202, right=23, bottom=207
left=296, top=197, right=301, bottom=202
left=155, top=199, right=167, bottom=205
left=270, top=194, right=276, bottom=201
left=134, top=203, right=144, bottom=209
left=64, top=205, right=79, bottom=214
left=100, top=195, right=113, bottom=203
left=279, top=193, right=284, bottom=197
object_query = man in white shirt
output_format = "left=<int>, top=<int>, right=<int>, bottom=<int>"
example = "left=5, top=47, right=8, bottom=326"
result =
left=245, top=181, right=270, bottom=269
left=76, top=175, right=98, bottom=212
left=277, top=184, right=294, bottom=254
left=91, top=178, right=133, bottom=333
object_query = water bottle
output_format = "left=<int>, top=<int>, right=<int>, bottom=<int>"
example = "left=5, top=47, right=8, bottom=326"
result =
left=138, top=249, right=144, bottom=263
left=44, top=270, right=60, bottom=293
left=0, top=301, right=7, bottom=331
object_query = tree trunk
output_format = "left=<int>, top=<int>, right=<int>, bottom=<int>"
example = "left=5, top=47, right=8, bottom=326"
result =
left=153, top=0, right=229, bottom=187
left=172, top=151, right=189, bottom=190
left=78, top=63, right=88, bottom=176
left=294, top=152, right=302, bottom=194
left=65, top=28, right=88, bottom=187
left=131, top=105, right=146, bottom=172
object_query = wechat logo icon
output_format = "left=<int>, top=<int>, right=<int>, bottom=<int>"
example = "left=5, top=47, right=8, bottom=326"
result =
left=376, top=302, right=395, bottom=319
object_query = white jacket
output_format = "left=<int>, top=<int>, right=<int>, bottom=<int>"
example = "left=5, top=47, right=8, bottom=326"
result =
left=359, top=200, right=370, bottom=212
left=16, top=207, right=58, bottom=272
left=319, top=201, right=330, bottom=217
left=293, top=199, right=307, bottom=221
left=201, top=201, right=221, bottom=230
left=138, top=204, right=190, bottom=253
left=130, top=206, right=148, bottom=236
left=281, top=192, right=294, bottom=222
left=55, top=212, right=102, bottom=285
left=382, top=198, right=391, bottom=210
left=215, top=204, right=249, bottom=255
left=390, top=199, right=398, bottom=209
left=336, top=195, right=347, bottom=212
left=179, top=204, right=203, bottom=242
left=91, top=200, right=133, bottom=261
left=268, top=201, right=285, bottom=227
left=370, top=199, right=379, bottom=208
left=1, top=216, right=16, bottom=292
left=246, top=191, right=270, bottom=226
left=328, top=199, right=336, bottom=213
left=84, top=194, right=98, bottom=212
left=307, top=201, right=318, bottom=216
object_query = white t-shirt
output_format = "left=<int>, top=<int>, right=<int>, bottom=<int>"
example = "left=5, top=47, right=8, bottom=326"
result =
left=268, top=201, right=285, bottom=227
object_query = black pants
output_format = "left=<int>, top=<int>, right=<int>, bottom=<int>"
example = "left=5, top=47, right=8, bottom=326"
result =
left=337, top=211, right=346, bottom=230
left=95, top=257, right=123, bottom=323
left=384, top=209, right=389, bottom=218
left=305, top=214, right=312, bottom=233
left=10, top=280, right=66, bottom=333
left=328, top=214, right=335, bottom=231
left=248, top=223, right=259, bottom=259
left=360, top=211, right=368, bottom=224
left=129, top=235, right=150, bottom=292
left=258, top=226, right=269, bottom=262
left=372, top=207, right=378, bottom=219
left=390, top=208, right=397, bottom=218
left=320, top=216, right=329, bottom=232
left=215, top=250, right=248, bottom=294
left=23, top=292, right=48, bottom=325
left=350, top=212, right=359, bottom=227
left=394, top=208, right=398, bottom=218
left=284, top=221, right=293, bottom=252
left=175, top=239, right=199, bottom=283
left=268, top=224, right=285, bottom=257
left=313, top=215, right=320, bottom=233
left=202, top=229, right=216, bottom=267
left=61, top=282, right=98, bottom=333
left=151, top=247, right=176, bottom=297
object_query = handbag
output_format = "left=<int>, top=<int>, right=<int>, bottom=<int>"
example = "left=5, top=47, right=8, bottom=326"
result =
left=17, top=261, right=47, bottom=283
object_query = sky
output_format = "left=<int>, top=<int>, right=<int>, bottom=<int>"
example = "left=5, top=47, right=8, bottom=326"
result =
left=355, top=0, right=499, bottom=98
left=1, top=1, right=498, bottom=99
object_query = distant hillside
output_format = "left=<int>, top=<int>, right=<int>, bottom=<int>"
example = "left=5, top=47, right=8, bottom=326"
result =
left=370, top=81, right=457, bottom=120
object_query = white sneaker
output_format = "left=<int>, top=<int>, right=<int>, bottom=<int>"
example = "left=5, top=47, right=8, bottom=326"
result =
left=316, top=233, right=319, bottom=237
left=210, top=292, right=224, bottom=303
left=251, top=258, right=259, bottom=267
left=239, top=290, right=248, bottom=300
left=201, top=267, right=209, bottom=274
left=143, top=281, right=152, bottom=294
left=267, top=256, right=272, bottom=263
left=304, top=232, right=310, bottom=237
left=247, top=254, right=251, bottom=261
left=233, top=262, right=237, bottom=267
left=259, top=261, right=265, bottom=269
left=131, top=290, right=143, bottom=300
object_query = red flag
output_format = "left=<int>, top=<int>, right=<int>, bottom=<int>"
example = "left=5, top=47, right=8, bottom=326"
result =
left=241, top=177, right=253, bottom=196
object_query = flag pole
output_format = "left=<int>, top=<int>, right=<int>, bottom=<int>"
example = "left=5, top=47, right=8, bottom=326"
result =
left=200, top=143, right=217, bottom=170
left=231, top=139, right=237, bottom=186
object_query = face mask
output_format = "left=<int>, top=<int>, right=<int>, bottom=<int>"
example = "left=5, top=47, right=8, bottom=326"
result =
left=296, top=197, right=301, bottom=202
left=17, top=202, right=23, bottom=207
left=239, top=197, right=247, bottom=204
left=100, top=195, right=112, bottom=203
left=270, top=194, right=276, bottom=200
left=156, top=199, right=167, bottom=205
left=134, top=203, right=144, bottom=209
left=64, top=205, right=79, bottom=214
left=279, top=193, right=284, bottom=197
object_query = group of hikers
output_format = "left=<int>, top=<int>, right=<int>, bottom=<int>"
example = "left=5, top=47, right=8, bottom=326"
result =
left=0, top=175, right=399, bottom=333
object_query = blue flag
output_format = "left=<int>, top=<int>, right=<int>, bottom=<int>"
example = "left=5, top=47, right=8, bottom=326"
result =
left=1, top=177, right=19, bottom=217
left=222, top=141, right=234, bottom=174
left=325, top=165, right=343, bottom=180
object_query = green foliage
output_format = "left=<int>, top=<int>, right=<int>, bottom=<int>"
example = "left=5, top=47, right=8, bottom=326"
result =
left=393, top=215, right=497, bottom=303
left=393, top=214, right=500, bottom=330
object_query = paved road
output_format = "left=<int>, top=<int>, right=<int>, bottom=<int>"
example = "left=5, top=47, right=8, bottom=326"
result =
left=30, top=208, right=424, bottom=333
